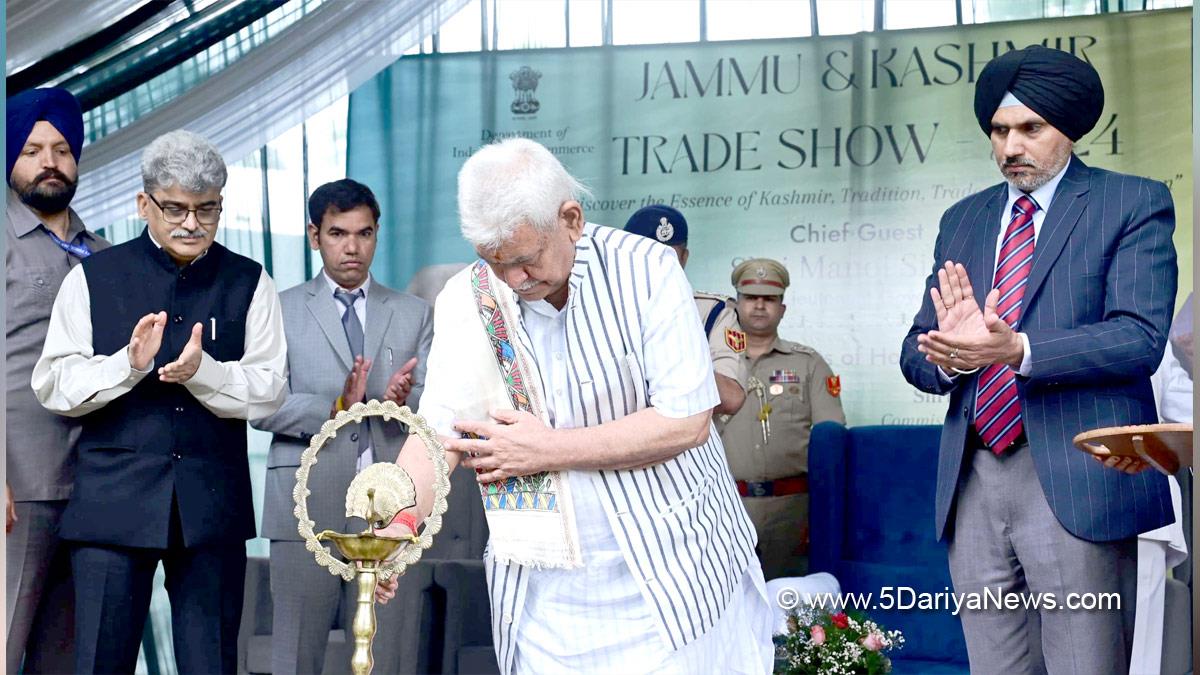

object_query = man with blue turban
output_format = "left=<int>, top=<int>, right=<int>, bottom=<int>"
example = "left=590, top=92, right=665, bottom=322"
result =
left=5, top=87, right=110, bottom=674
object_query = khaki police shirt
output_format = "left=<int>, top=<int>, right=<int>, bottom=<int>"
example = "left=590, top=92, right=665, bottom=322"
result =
left=694, top=292, right=747, bottom=384
left=718, top=337, right=845, bottom=481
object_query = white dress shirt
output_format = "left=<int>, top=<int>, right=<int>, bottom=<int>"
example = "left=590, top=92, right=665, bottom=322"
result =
left=321, top=269, right=375, bottom=470
left=32, top=237, right=288, bottom=420
left=1000, top=160, right=1068, bottom=377
left=321, top=268, right=370, bottom=331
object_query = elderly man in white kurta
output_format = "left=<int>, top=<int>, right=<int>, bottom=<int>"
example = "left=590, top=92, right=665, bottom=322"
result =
left=375, top=138, right=773, bottom=673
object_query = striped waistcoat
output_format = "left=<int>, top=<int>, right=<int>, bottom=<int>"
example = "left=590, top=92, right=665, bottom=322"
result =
left=486, top=224, right=758, bottom=672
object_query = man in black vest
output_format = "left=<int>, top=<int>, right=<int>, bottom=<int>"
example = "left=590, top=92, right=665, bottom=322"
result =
left=33, top=129, right=288, bottom=673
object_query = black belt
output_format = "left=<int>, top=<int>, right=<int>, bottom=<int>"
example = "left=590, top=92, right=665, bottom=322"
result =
left=965, top=426, right=1027, bottom=452
left=736, top=475, right=808, bottom=497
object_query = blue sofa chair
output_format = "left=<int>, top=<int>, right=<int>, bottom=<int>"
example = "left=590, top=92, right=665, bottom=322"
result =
left=808, top=422, right=969, bottom=674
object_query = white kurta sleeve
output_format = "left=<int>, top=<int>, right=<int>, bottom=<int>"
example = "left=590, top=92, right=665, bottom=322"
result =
left=639, top=251, right=719, bottom=418
left=32, top=265, right=152, bottom=417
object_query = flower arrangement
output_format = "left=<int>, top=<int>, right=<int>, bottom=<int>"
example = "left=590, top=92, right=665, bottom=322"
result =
left=774, top=606, right=904, bottom=675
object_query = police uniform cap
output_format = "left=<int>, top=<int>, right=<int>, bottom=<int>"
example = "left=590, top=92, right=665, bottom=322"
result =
left=732, top=258, right=789, bottom=296
left=624, top=204, right=688, bottom=246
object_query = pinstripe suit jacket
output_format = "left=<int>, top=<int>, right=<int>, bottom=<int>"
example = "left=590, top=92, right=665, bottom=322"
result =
left=900, top=156, right=1177, bottom=543
left=252, top=273, right=433, bottom=540
left=483, top=224, right=759, bottom=672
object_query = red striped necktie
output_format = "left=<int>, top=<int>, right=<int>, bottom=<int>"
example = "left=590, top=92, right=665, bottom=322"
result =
left=975, top=194, right=1037, bottom=454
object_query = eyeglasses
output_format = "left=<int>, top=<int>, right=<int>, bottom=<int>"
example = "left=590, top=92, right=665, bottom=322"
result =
left=146, top=193, right=222, bottom=225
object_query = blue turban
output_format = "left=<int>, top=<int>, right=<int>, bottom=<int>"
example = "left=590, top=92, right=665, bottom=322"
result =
left=7, top=87, right=84, bottom=185
left=974, top=45, right=1104, bottom=142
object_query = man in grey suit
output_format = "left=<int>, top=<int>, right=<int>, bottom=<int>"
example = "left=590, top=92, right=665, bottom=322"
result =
left=6, top=88, right=110, bottom=675
left=900, top=46, right=1177, bottom=674
left=252, top=179, right=433, bottom=674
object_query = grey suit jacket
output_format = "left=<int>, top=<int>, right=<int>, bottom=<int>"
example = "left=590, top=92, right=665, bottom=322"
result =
left=253, top=273, right=433, bottom=541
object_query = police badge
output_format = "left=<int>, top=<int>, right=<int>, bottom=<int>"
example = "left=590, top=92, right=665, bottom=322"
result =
left=725, top=327, right=746, bottom=353
left=655, top=216, right=674, bottom=243
left=826, top=375, right=842, bottom=397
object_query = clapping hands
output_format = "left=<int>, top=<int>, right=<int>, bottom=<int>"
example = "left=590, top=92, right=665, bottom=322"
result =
left=916, top=261, right=1023, bottom=373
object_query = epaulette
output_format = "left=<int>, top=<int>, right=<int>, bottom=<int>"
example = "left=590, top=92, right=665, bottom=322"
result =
left=695, top=291, right=734, bottom=337
left=781, top=339, right=817, bottom=355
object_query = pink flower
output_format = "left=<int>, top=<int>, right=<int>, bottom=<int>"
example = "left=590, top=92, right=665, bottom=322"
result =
left=810, top=625, right=826, bottom=645
left=862, top=632, right=885, bottom=651
left=830, top=613, right=849, bottom=629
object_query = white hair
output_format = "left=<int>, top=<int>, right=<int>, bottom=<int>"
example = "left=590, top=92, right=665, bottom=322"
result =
left=456, top=138, right=588, bottom=251
left=141, top=129, right=227, bottom=194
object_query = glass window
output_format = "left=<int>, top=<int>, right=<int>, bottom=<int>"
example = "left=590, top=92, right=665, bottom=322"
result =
left=612, top=0, right=700, bottom=45
left=497, top=0, right=567, bottom=49
left=1043, top=0, right=1100, bottom=18
left=304, top=96, right=350, bottom=275
left=962, top=0, right=1095, bottom=23
left=218, top=153, right=267, bottom=264
left=438, top=0, right=484, bottom=52
left=98, top=214, right=144, bottom=245
left=305, top=97, right=350, bottom=198
left=82, top=0, right=328, bottom=143
left=884, top=0, right=958, bottom=29
left=264, top=123, right=308, bottom=292
left=403, top=33, right=435, bottom=55
left=568, top=0, right=604, bottom=46
left=707, top=0, right=812, bottom=40
left=815, top=0, right=874, bottom=34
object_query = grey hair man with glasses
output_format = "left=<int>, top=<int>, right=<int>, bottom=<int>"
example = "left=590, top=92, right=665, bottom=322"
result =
left=33, top=129, right=288, bottom=674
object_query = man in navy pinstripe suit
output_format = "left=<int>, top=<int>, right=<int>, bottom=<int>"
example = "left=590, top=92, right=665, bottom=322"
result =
left=900, top=45, right=1177, bottom=674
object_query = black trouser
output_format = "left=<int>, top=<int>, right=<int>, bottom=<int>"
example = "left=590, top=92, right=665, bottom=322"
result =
left=70, top=495, right=246, bottom=674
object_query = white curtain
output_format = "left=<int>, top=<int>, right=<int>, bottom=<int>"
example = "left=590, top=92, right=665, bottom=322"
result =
left=73, top=0, right=468, bottom=229
left=5, top=0, right=147, bottom=75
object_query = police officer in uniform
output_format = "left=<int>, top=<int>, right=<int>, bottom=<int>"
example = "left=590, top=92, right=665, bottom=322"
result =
left=720, top=258, right=845, bottom=579
left=624, top=204, right=746, bottom=415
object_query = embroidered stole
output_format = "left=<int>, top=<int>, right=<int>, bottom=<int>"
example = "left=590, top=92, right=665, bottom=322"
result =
left=468, top=261, right=581, bottom=568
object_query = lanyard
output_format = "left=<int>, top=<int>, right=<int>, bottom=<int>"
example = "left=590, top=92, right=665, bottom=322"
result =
left=44, top=229, right=92, bottom=259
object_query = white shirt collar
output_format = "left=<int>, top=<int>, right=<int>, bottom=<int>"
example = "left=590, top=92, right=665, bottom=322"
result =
left=522, top=297, right=564, bottom=320
left=321, top=268, right=371, bottom=298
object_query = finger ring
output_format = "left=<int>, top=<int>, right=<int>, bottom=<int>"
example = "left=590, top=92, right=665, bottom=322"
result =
left=949, top=348, right=959, bottom=359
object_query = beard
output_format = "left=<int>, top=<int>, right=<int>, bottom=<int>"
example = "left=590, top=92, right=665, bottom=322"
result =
left=998, top=144, right=1072, bottom=192
left=14, top=169, right=78, bottom=214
